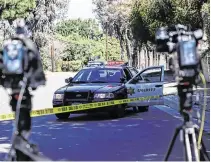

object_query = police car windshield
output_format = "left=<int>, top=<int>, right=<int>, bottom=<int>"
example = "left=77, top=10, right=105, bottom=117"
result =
left=72, top=68, right=123, bottom=83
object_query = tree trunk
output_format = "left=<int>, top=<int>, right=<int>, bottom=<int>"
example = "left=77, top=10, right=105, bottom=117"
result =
left=131, top=39, right=139, bottom=68
left=125, top=30, right=132, bottom=66
left=165, top=53, right=168, bottom=69
left=138, top=45, right=141, bottom=69
left=158, top=54, right=160, bottom=65
left=154, top=52, right=157, bottom=66
left=145, top=45, right=151, bottom=67
left=156, top=53, right=158, bottom=66
left=120, top=38, right=125, bottom=60
left=147, top=50, right=150, bottom=67
left=114, top=24, right=125, bottom=60
left=152, top=50, right=155, bottom=66
left=144, top=49, right=147, bottom=68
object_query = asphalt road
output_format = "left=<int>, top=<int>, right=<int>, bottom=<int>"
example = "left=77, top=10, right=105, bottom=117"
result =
left=0, top=106, right=210, bottom=161
left=0, top=72, right=210, bottom=161
left=0, top=72, right=77, bottom=114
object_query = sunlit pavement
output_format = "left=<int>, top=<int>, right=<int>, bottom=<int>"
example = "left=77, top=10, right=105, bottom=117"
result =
left=0, top=106, right=210, bottom=161
left=0, top=72, right=77, bottom=114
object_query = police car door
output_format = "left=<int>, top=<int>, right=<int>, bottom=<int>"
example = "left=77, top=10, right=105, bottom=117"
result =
left=125, top=65, right=164, bottom=107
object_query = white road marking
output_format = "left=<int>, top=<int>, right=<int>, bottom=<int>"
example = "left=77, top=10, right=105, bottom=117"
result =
left=0, top=143, right=11, bottom=153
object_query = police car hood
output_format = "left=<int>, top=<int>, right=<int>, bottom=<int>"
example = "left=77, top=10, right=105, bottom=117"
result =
left=56, top=83, right=122, bottom=93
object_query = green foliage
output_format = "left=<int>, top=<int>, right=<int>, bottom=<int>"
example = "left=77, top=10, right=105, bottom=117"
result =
left=131, top=0, right=203, bottom=43
left=58, top=34, right=121, bottom=64
left=69, top=60, right=82, bottom=72
left=61, top=60, right=82, bottom=72
left=171, top=0, right=203, bottom=29
left=40, top=47, right=51, bottom=70
left=0, top=0, right=36, bottom=21
left=55, top=19, right=122, bottom=71
left=56, top=19, right=102, bottom=39
left=93, top=0, right=208, bottom=68
left=202, top=1, right=210, bottom=45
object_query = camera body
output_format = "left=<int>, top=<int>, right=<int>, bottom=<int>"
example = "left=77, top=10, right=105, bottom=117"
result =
left=155, top=24, right=203, bottom=81
left=0, top=36, right=46, bottom=89
left=0, top=19, right=46, bottom=90
left=155, top=24, right=203, bottom=118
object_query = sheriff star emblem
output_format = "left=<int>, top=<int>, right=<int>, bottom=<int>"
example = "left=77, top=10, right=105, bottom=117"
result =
left=127, top=87, right=135, bottom=96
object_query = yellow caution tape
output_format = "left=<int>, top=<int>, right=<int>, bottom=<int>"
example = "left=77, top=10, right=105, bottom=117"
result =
left=0, top=95, right=160, bottom=121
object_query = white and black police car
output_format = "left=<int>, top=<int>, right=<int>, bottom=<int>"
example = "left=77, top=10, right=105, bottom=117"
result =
left=53, top=64, right=165, bottom=119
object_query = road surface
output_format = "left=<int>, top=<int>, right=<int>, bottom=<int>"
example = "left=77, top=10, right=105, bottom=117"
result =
left=0, top=72, right=210, bottom=161
left=0, top=72, right=76, bottom=115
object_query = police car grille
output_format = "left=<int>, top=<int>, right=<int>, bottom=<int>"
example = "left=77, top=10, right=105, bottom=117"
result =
left=65, top=92, right=89, bottom=101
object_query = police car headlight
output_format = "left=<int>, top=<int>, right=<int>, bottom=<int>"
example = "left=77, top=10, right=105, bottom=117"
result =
left=94, top=93, right=114, bottom=99
left=53, top=94, right=64, bottom=100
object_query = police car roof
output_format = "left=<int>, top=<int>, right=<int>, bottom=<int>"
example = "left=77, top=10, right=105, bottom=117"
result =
left=83, top=65, right=132, bottom=70
left=88, top=61, right=104, bottom=63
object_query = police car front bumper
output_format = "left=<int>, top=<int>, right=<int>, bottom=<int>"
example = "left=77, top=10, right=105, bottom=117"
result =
left=52, top=98, right=119, bottom=114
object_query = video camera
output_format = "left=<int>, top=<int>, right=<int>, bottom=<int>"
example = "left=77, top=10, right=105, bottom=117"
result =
left=0, top=19, right=49, bottom=161
left=155, top=25, right=210, bottom=162
left=155, top=24, right=204, bottom=118
left=0, top=35, right=45, bottom=89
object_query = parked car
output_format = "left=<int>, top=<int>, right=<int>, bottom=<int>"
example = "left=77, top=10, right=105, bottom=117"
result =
left=53, top=65, right=165, bottom=119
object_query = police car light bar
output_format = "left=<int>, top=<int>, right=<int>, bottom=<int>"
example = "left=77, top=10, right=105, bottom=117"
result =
left=106, top=61, right=125, bottom=66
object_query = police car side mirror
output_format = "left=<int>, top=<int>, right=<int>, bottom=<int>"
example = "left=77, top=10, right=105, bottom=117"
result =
left=65, top=77, right=73, bottom=83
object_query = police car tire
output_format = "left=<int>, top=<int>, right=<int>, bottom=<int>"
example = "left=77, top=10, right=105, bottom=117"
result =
left=138, top=106, right=149, bottom=112
left=133, top=107, right=139, bottom=113
left=55, top=112, right=70, bottom=119
left=109, top=105, right=125, bottom=118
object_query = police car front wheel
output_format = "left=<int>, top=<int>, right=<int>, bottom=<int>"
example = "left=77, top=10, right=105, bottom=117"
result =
left=55, top=112, right=70, bottom=120
left=138, top=106, right=149, bottom=112
left=109, top=105, right=126, bottom=118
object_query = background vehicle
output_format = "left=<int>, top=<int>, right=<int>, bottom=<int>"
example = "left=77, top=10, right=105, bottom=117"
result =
left=53, top=65, right=165, bottom=119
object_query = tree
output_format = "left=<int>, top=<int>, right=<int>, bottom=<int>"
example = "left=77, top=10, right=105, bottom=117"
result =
left=0, top=0, right=69, bottom=45
left=24, top=0, right=70, bottom=70
left=54, top=0, right=70, bottom=21
left=201, top=0, right=210, bottom=46
left=54, top=19, right=122, bottom=71
left=93, top=0, right=207, bottom=68
left=134, top=0, right=206, bottom=67
left=56, top=18, right=101, bottom=39
left=0, top=0, right=36, bottom=23
left=93, top=0, right=133, bottom=62
left=0, top=0, right=36, bottom=41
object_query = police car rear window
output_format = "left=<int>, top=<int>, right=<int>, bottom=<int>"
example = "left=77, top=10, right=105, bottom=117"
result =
left=141, top=68, right=162, bottom=82
left=164, top=70, right=175, bottom=83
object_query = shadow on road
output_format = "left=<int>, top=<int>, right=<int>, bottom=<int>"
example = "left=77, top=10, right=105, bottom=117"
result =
left=55, top=109, right=142, bottom=122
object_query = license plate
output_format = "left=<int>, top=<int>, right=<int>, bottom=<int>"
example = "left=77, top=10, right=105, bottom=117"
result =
left=71, top=102, right=80, bottom=105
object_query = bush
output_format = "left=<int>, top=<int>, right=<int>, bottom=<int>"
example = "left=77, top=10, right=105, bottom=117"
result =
left=56, top=60, right=63, bottom=72
left=69, top=60, right=82, bottom=72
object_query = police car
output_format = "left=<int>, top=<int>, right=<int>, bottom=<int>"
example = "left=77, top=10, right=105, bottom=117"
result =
left=53, top=65, right=165, bottom=119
